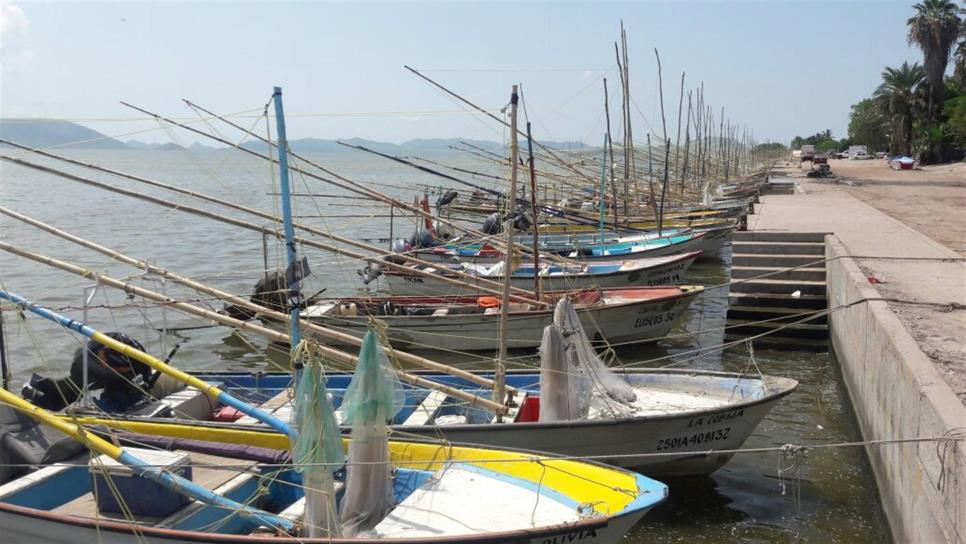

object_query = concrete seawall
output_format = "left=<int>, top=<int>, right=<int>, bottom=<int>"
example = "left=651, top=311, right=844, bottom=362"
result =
left=826, top=235, right=965, bottom=544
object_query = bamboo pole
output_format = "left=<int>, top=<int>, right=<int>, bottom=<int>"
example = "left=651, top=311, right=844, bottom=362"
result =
left=0, top=237, right=509, bottom=414
left=126, top=102, right=552, bottom=273
left=602, top=78, right=620, bottom=228
left=494, top=85, right=519, bottom=415
left=0, top=152, right=544, bottom=306
left=674, top=72, right=686, bottom=182
left=401, top=66, right=596, bottom=186
left=525, top=121, right=542, bottom=302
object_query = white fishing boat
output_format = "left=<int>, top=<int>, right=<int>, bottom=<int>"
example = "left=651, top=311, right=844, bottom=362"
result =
left=296, top=286, right=703, bottom=351
left=0, top=419, right=667, bottom=544
left=88, top=366, right=794, bottom=477
left=0, top=290, right=668, bottom=544
left=376, top=251, right=701, bottom=296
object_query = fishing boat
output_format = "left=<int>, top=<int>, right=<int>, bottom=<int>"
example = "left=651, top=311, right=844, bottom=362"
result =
left=373, top=251, right=701, bottom=296
left=0, top=290, right=668, bottom=543
left=295, top=286, right=702, bottom=351
left=0, top=427, right=666, bottom=543
left=418, top=231, right=712, bottom=265
left=67, top=366, right=795, bottom=477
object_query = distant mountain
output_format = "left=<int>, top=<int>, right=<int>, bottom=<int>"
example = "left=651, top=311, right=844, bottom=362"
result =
left=0, top=118, right=590, bottom=153
left=242, top=137, right=588, bottom=155
left=0, top=119, right=128, bottom=149
left=125, top=140, right=184, bottom=151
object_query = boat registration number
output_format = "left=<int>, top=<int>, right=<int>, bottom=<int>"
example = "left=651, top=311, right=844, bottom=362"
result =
left=655, top=427, right=731, bottom=451
left=634, top=311, right=675, bottom=329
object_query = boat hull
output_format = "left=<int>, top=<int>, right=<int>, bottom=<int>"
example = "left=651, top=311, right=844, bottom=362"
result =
left=163, top=369, right=798, bottom=477
left=297, top=287, right=702, bottom=351
left=0, top=506, right=649, bottom=544
left=383, top=252, right=700, bottom=296
left=420, top=232, right=710, bottom=265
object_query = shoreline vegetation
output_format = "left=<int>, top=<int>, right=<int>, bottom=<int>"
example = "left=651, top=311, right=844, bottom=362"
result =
left=790, top=0, right=965, bottom=164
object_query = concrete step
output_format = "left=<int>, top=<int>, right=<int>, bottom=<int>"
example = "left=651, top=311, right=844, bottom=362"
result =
left=724, top=333, right=828, bottom=352
left=726, top=306, right=828, bottom=325
left=731, top=265, right=826, bottom=282
left=760, top=184, right=796, bottom=195
left=731, top=253, right=826, bottom=268
left=732, top=231, right=828, bottom=243
left=729, top=292, right=827, bottom=310
left=725, top=319, right=829, bottom=340
left=730, top=278, right=826, bottom=296
left=731, top=241, right=826, bottom=255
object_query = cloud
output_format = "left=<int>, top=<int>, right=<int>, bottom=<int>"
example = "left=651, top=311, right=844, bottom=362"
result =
left=0, top=0, right=28, bottom=37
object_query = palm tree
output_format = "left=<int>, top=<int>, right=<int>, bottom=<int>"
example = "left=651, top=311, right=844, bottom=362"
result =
left=954, top=22, right=965, bottom=90
left=907, top=0, right=963, bottom=116
left=873, top=62, right=925, bottom=155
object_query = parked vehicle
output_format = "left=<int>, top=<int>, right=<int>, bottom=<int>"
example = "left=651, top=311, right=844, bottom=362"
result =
left=800, top=145, right=815, bottom=162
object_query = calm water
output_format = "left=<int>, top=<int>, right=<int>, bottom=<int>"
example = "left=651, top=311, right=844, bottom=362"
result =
left=0, top=149, right=889, bottom=542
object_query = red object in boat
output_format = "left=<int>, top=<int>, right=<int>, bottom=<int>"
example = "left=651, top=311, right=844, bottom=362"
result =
left=477, top=296, right=500, bottom=308
left=213, top=406, right=244, bottom=421
left=515, top=395, right=540, bottom=422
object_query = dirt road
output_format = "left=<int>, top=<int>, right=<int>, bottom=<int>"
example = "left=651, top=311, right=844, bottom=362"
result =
left=816, top=159, right=966, bottom=255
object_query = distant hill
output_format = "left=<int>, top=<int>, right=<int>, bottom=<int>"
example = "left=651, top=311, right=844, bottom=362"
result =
left=242, top=137, right=588, bottom=155
left=0, top=119, right=128, bottom=149
left=125, top=140, right=185, bottom=151
left=0, top=118, right=590, bottom=153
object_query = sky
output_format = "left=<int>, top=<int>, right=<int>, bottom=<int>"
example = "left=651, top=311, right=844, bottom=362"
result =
left=0, top=1, right=934, bottom=146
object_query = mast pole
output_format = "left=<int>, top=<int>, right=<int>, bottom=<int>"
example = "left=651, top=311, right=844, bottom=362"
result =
left=598, top=133, right=608, bottom=250
left=0, top=302, right=7, bottom=390
left=271, top=87, right=301, bottom=355
left=495, top=85, right=519, bottom=418
left=525, top=121, right=542, bottom=302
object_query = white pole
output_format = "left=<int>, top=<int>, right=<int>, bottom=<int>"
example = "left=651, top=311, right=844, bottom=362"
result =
left=494, top=85, right=519, bottom=418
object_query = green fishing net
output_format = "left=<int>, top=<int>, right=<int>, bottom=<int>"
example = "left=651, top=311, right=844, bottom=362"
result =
left=339, top=329, right=405, bottom=536
left=291, top=340, right=344, bottom=537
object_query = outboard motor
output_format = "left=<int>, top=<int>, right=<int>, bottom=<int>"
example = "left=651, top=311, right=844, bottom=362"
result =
left=436, top=190, right=459, bottom=210
left=481, top=212, right=503, bottom=235
left=225, top=269, right=302, bottom=320
left=407, top=228, right=438, bottom=249
left=510, top=209, right=532, bottom=231
left=482, top=209, right=531, bottom=235
left=69, top=332, right=155, bottom=413
left=357, top=261, right=384, bottom=285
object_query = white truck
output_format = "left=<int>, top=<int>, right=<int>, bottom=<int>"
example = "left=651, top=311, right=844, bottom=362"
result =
left=800, top=145, right=815, bottom=162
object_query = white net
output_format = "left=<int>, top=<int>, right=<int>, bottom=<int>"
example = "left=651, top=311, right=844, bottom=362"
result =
left=553, top=298, right=637, bottom=418
left=538, top=325, right=586, bottom=421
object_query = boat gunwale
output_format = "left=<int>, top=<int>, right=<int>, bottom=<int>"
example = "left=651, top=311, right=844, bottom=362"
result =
left=0, top=500, right=625, bottom=543
left=381, top=251, right=702, bottom=281
left=308, top=285, right=704, bottom=323
left=116, top=368, right=799, bottom=431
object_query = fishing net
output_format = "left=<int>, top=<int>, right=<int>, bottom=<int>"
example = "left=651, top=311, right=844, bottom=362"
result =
left=339, top=328, right=405, bottom=536
left=291, top=340, right=344, bottom=538
left=538, top=324, right=586, bottom=421
left=553, top=298, right=637, bottom=418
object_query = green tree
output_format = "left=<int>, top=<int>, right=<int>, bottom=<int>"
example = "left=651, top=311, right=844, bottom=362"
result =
left=847, top=98, right=890, bottom=151
left=874, top=62, right=925, bottom=155
left=953, top=22, right=966, bottom=92
left=945, top=95, right=966, bottom=145
left=907, top=0, right=963, bottom=117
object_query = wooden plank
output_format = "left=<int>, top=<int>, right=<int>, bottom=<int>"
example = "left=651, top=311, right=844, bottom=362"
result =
left=403, top=390, right=447, bottom=426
